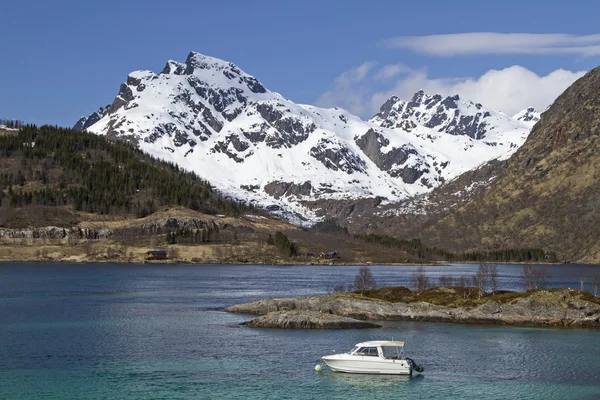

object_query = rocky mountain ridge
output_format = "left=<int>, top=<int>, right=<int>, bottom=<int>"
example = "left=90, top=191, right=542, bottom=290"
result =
left=370, top=91, right=534, bottom=141
left=77, top=52, right=535, bottom=223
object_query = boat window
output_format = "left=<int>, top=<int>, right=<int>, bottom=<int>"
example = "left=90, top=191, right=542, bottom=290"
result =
left=382, top=346, right=403, bottom=359
left=349, top=346, right=359, bottom=354
left=356, top=347, right=378, bottom=356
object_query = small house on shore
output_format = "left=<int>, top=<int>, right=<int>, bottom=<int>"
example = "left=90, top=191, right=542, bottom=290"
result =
left=146, top=250, right=168, bottom=260
left=320, top=251, right=338, bottom=259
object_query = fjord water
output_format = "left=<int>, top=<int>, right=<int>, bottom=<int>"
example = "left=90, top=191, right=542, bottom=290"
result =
left=1, top=263, right=599, bottom=400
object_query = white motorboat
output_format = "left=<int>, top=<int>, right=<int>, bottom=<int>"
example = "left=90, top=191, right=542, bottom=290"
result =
left=321, top=341, right=424, bottom=375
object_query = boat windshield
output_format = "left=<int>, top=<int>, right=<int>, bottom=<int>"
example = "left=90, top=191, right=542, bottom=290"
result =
left=349, top=346, right=359, bottom=354
left=355, top=347, right=379, bottom=356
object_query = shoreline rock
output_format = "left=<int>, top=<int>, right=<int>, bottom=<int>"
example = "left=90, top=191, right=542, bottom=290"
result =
left=242, top=310, right=381, bottom=329
left=227, top=289, right=600, bottom=328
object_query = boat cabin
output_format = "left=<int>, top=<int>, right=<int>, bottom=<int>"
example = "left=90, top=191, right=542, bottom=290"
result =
left=349, top=341, right=406, bottom=359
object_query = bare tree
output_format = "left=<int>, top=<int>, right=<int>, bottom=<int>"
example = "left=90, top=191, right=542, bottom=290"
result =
left=532, top=267, right=550, bottom=291
left=410, top=266, right=430, bottom=293
left=354, top=267, right=376, bottom=295
left=593, top=273, right=600, bottom=297
left=456, top=275, right=469, bottom=288
left=332, top=283, right=346, bottom=294
left=474, top=264, right=490, bottom=298
left=448, top=274, right=476, bottom=300
left=439, top=275, right=454, bottom=287
left=470, top=276, right=482, bottom=300
left=488, top=264, right=499, bottom=293
left=521, top=265, right=534, bottom=291
left=461, top=277, right=476, bottom=300
left=521, top=264, right=550, bottom=291
left=579, top=277, right=586, bottom=292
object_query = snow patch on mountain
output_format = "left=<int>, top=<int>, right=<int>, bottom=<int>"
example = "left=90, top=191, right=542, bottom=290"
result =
left=78, top=52, right=534, bottom=223
left=512, top=107, right=541, bottom=127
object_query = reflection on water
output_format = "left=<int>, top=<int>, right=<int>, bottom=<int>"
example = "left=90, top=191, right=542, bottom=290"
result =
left=324, top=371, right=416, bottom=387
left=0, top=263, right=599, bottom=400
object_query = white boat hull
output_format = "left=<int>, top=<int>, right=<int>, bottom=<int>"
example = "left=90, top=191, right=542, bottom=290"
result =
left=322, top=355, right=412, bottom=375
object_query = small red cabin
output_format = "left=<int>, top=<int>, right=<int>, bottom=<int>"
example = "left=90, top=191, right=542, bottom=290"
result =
left=146, top=250, right=168, bottom=260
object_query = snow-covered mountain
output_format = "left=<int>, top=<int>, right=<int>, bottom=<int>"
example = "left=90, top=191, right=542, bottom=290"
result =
left=77, top=52, right=535, bottom=223
left=511, top=107, right=541, bottom=127
left=371, top=91, right=530, bottom=140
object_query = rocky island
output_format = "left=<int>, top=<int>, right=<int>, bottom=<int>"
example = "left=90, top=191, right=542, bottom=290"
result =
left=227, top=287, right=600, bottom=328
left=242, top=310, right=381, bottom=329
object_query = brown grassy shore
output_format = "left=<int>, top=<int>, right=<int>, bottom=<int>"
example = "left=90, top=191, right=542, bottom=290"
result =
left=0, top=207, right=435, bottom=265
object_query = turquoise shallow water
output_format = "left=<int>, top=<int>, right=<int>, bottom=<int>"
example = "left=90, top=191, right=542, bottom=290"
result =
left=1, top=263, right=599, bottom=399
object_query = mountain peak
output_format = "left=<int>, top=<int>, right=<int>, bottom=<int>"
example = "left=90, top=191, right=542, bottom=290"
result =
left=186, top=51, right=221, bottom=62
left=411, top=89, right=426, bottom=103
left=370, top=90, right=527, bottom=140
left=512, top=107, right=540, bottom=127
left=185, top=51, right=237, bottom=72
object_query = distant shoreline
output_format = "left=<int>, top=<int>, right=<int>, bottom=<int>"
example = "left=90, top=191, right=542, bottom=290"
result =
left=0, top=258, right=570, bottom=266
left=0, top=259, right=437, bottom=267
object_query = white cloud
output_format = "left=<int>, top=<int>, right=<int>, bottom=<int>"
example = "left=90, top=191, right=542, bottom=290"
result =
left=373, top=64, right=409, bottom=80
left=383, top=33, right=600, bottom=57
left=333, top=61, right=376, bottom=84
left=316, top=62, right=376, bottom=117
left=316, top=64, right=586, bottom=118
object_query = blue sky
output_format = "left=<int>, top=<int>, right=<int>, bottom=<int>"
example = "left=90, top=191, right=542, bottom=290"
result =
left=2, top=0, right=600, bottom=126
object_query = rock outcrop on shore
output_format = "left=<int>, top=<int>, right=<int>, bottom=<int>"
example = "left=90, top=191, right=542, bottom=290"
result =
left=227, top=289, right=600, bottom=328
left=242, top=310, right=381, bottom=329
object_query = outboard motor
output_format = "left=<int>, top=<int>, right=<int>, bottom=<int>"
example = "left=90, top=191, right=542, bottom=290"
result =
left=406, top=358, right=424, bottom=373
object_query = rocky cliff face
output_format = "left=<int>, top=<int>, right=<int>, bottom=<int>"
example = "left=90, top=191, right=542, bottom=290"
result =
left=77, top=52, right=533, bottom=223
left=0, top=211, right=265, bottom=241
left=73, top=105, right=110, bottom=131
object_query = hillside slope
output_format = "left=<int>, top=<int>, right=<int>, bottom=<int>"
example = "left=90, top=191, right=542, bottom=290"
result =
left=0, top=125, right=250, bottom=227
left=414, top=66, right=600, bottom=262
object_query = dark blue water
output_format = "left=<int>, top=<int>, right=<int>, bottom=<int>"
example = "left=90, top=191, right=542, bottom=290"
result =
left=1, top=263, right=599, bottom=399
